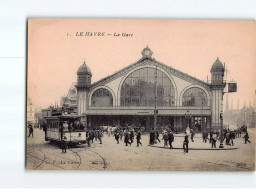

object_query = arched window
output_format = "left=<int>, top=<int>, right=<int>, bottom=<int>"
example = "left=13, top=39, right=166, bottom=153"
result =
left=182, top=87, right=208, bottom=107
left=120, top=67, right=175, bottom=107
left=91, top=88, right=113, bottom=107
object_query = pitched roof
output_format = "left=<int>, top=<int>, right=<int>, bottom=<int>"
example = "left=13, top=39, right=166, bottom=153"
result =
left=89, top=57, right=210, bottom=91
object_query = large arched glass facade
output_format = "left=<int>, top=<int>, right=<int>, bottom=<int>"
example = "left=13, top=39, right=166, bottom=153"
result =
left=120, top=67, right=175, bottom=107
left=182, top=87, right=208, bottom=107
left=91, top=88, right=113, bottom=107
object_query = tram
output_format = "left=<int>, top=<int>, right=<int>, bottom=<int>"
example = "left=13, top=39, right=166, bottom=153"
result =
left=44, top=115, right=87, bottom=146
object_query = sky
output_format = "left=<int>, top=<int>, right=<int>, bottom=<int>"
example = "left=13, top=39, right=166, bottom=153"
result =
left=27, top=19, right=256, bottom=109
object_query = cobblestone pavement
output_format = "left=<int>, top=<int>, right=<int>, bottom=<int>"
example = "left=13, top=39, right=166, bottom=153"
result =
left=26, top=128, right=255, bottom=171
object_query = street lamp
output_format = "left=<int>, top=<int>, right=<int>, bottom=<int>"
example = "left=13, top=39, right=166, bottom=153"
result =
left=219, top=112, right=224, bottom=148
left=154, top=62, right=158, bottom=143
left=201, top=98, right=204, bottom=132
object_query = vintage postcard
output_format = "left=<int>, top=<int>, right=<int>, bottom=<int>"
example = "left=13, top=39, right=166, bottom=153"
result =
left=26, top=19, right=256, bottom=171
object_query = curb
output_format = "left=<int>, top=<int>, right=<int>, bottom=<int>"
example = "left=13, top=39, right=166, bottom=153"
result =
left=150, top=145, right=238, bottom=150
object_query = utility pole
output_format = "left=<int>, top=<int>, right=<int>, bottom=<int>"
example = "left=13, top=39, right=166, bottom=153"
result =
left=154, top=63, right=158, bottom=133
left=201, top=97, right=204, bottom=131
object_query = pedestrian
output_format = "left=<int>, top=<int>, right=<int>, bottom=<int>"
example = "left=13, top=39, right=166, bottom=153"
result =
left=86, top=130, right=91, bottom=147
left=211, top=132, right=217, bottom=148
left=209, top=130, right=213, bottom=143
left=114, top=131, right=120, bottom=144
left=130, top=129, right=134, bottom=143
left=149, top=129, right=155, bottom=145
left=90, top=129, right=95, bottom=143
left=60, top=136, right=67, bottom=153
left=124, top=130, right=131, bottom=146
left=136, top=130, right=142, bottom=147
left=204, top=131, right=209, bottom=143
left=28, top=124, right=34, bottom=138
left=156, top=130, right=161, bottom=143
left=43, top=122, right=47, bottom=140
left=225, top=130, right=230, bottom=145
left=168, top=131, right=174, bottom=149
left=163, top=132, right=168, bottom=148
left=183, top=132, right=189, bottom=153
left=98, top=129, right=103, bottom=144
left=190, top=129, right=195, bottom=142
left=244, top=132, right=251, bottom=144
left=229, top=131, right=235, bottom=146
left=202, top=131, right=208, bottom=143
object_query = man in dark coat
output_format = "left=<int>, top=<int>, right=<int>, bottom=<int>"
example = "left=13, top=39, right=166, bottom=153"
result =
left=190, top=129, right=195, bottom=142
left=225, top=130, right=230, bottom=145
left=163, top=132, right=169, bottom=148
left=183, top=132, right=189, bottom=153
left=244, top=132, right=251, bottom=144
left=28, top=124, right=34, bottom=138
left=156, top=130, right=161, bottom=143
left=60, top=136, right=67, bottom=153
left=149, top=128, right=155, bottom=145
left=114, top=131, right=120, bottom=144
left=130, top=129, right=134, bottom=143
left=229, top=131, right=235, bottom=146
left=90, top=129, right=95, bottom=143
left=124, top=130, right=131, bottom=146
left=209, top=130, right=213, bottom=143
left=168, top=131, right=174, bottom=149
left=43, top=122, right=47, bottom=140
left=136, top=130, right=142, bottom=147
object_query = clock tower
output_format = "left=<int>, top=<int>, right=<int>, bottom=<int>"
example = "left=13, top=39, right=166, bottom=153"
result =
left=141, top=46, right=153, bottom=58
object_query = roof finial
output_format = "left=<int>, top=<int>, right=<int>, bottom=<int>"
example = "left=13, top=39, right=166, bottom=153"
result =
left=217, top=57, right=219, bottom=61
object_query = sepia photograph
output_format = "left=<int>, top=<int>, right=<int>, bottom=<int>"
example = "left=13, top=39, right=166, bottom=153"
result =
left=26, top=19, right=256, bottom=171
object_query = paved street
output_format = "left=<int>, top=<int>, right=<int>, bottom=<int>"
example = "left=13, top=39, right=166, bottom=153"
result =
left=26, top=128, right=255, bottom=171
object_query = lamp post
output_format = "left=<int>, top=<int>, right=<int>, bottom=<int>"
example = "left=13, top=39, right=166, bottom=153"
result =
left=154, top=62, right=158, bottom=143
left=219, top=111, right=224, bottom=148
left=201, top=101, right=204, bottom=132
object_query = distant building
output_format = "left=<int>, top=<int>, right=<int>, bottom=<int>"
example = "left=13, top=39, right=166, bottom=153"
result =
left=34, top=107, right=43, bottom=125
left=27, top=97, right=35, bottom=124
left=224, top=99, right=255, bottom=128
left=61, top=83, right=77, bottom=114
left=60, top=96, right=66, bottom=107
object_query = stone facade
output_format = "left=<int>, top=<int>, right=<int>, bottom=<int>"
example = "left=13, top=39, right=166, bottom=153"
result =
left=75, top=47, right=226, bottom=131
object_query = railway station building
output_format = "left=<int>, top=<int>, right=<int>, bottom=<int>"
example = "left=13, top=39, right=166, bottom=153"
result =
left=75, top=47, right=226, bottom=131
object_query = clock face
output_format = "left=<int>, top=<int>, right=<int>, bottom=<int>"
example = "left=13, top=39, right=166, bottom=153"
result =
left=141, top=47, right=153, bottom=58
left=145, top=50, right=150, bottom=55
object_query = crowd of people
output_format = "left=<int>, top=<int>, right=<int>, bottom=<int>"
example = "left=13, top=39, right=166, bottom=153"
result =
left=29, top=121, right=252, bottom=154
left=110, top=126, right=143, bottom=147
left=200, top=125, right=250, bottom=148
